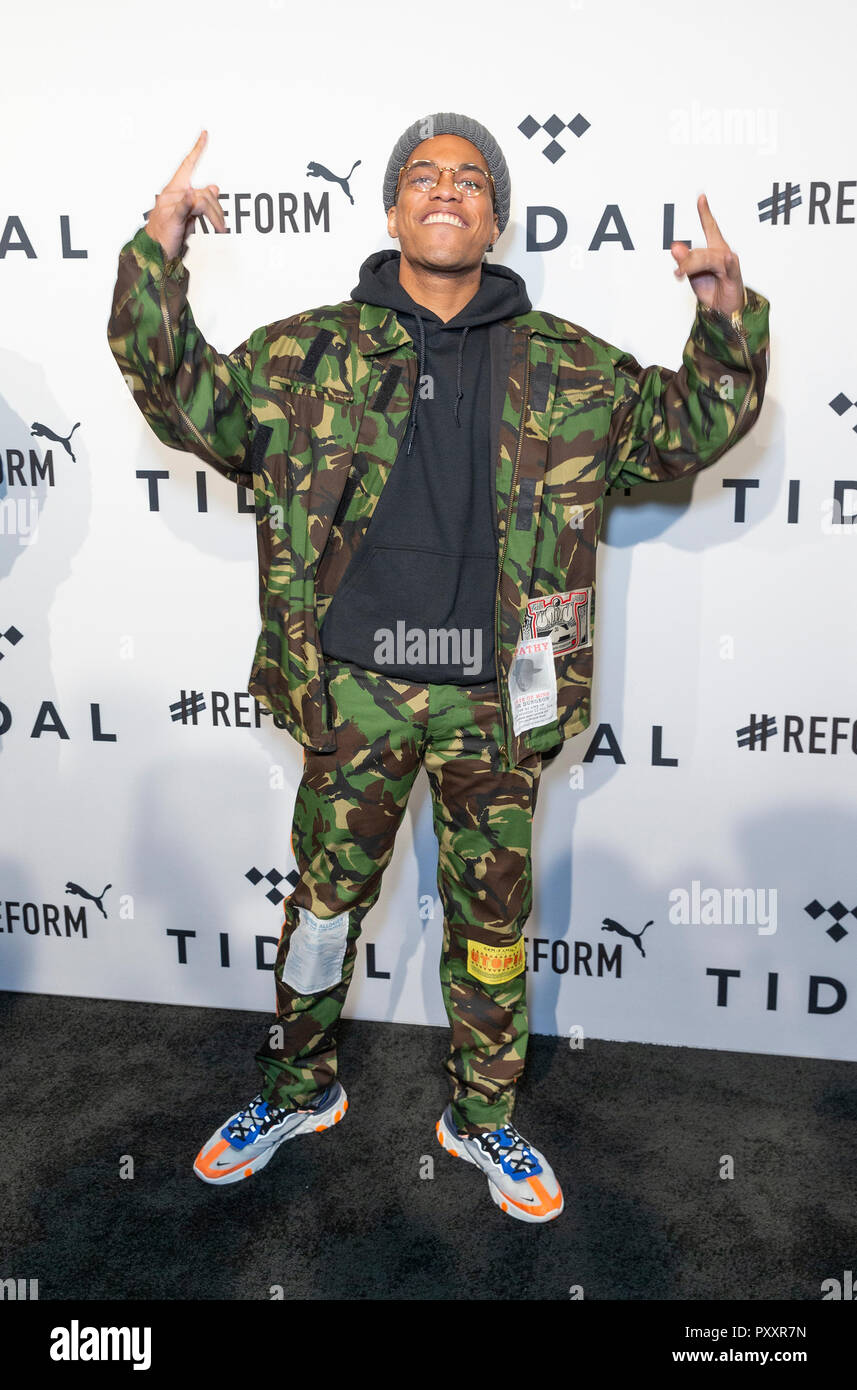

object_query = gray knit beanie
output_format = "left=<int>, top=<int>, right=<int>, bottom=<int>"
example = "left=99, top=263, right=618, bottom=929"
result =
left=382, top=112, right=511, bottom=238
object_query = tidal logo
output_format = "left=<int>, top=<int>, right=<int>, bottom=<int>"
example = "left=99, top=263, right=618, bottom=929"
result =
left=169, top=928, right=280, bottom=971
left=829, top=391, right=857, bottom=432
left=246, top=866, right=299, bottom=907
left=721, top=477, right=857, bottom=526
left=0, top=625, right=22, bottom=661
left=306, top=159, right=361, bottom=204
left=0, top=699, right=116, bottom=741
left=0, top=215, right=87, bottom=259
left=518, top=113, right=590, bottom=163
left=707, top=968, right=847, bottom=1015
left=580, top=723, right=679, bottom=767
left=804, top=898, right=855, bottom=943
left=136, top=469, right=255, bottom=513
left=168, top=924, right=388, bottom=980
left=525, top=201, right=697, bottom=253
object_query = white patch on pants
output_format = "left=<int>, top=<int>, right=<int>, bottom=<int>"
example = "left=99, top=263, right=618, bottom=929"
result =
left=281, top=906, right=350, bottom=994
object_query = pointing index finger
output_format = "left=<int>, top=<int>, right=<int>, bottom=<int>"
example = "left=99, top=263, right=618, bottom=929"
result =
left=698, top=192, right=727, bottom=248
left=165, top=130, right=208, bottom=189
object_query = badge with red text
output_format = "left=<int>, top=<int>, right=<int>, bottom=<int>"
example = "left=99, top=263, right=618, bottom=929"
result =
left=520, top=586, right=592, bottom=655
left=466, top=937, right=526, bottom=985
left=508, top=636, right=557, bottom=736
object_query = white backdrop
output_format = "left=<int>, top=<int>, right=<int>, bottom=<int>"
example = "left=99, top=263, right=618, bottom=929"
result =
left=2, top=0, right=856, bottom=1061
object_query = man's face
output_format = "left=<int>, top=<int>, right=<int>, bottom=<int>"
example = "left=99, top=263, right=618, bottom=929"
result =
left=386, top=133, right=500, bottom=274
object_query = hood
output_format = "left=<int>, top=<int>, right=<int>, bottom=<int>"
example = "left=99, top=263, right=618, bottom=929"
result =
left=351, top=247, right=531, bottom=327
left=351, top=248, right=531, bottom=453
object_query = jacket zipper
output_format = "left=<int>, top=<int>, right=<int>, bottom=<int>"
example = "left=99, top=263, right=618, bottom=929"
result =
left=699, top=304, right=755, bottom=465
left=158, top=278, right=229, bottom=466
left=494, top=343, right=531, bottom=761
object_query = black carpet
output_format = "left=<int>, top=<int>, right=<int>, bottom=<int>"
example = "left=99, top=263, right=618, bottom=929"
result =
left=1, top=990, right=855, bottom=1301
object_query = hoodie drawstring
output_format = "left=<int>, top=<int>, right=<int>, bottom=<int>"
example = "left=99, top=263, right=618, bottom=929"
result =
left=454, top=326, right=469, bottom=427
left=406, top=313, right=426, bottom=456
left=407, top=319, right=470, bottom=454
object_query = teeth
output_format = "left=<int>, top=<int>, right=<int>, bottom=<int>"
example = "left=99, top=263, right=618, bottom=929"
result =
left=423, top=213, right=466, bottom=227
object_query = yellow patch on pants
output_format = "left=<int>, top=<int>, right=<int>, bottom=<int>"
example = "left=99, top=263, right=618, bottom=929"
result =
left=466, top=937, right=525, bottom=985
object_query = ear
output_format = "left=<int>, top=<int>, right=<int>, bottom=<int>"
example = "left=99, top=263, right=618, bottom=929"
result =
left=387, top=206, right=398, bottom=241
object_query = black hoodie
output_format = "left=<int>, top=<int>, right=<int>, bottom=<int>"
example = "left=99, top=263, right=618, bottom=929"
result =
left=319, top=248, right=532, bottom=684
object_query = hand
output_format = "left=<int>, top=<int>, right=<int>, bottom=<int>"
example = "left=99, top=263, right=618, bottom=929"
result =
left=145, top=130, right=227, bottom=261
left=670, top=193, right=744, bottom=317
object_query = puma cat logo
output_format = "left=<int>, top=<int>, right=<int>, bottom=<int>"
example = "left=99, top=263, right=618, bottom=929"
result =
left=601, top=917, right=653, bottom=958
left=65, top=881, right=111, bottom=919
left=306, top=159, right=361, bottom=205
left=30, top=421, right=81, bottom=462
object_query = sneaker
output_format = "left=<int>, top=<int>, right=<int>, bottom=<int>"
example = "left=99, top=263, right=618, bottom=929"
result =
left=193, top=1082, right=348, bottom=1185
left=435, top=1104, right=563, bottom=1223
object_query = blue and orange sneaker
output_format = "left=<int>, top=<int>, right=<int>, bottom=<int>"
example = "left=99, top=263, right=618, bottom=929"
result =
left=436, top=1105, right=564, bottom=1223
left=193, top=1082, right=348, bottom=1185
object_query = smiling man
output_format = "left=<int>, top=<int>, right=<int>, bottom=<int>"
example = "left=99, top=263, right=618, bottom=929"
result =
left=387, top=133, right=500, bottom=303
left=107, top=112, right=769, bottom=1224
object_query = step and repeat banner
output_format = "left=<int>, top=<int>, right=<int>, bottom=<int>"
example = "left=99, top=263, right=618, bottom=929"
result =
left=2, top=0, right=855, bottom=1061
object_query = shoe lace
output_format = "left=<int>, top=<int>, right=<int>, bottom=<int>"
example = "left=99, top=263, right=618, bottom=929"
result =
left=225, top=1087, right=331, bottom=1145
left=225, top=1094, right=290, bottom=1144
left=476, top=1124, right=543, bottom=1178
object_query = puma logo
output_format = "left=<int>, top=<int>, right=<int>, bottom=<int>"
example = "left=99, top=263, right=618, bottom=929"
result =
left=306, top=159, right=361, bottom=205
left=601, top=917, right=653, bottom=958
left=65, top=881, right=111, bottom=919
left=30, top=421, right=81, bottom=463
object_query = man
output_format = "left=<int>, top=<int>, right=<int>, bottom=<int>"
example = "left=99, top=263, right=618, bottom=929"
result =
left=107, top=113, right=769, bottom=1224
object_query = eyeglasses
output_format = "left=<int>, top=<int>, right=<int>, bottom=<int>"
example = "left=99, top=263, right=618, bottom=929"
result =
left=395, top=160, right=495, bottom=201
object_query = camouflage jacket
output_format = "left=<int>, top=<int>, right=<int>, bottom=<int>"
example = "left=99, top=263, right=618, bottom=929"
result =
left=107, top=225, right=770, bottom=768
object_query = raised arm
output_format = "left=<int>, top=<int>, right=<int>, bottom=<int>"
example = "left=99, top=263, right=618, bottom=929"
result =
left=604, top=193, right=770, bottom=489
left=107, top=131, right=256, bottom=488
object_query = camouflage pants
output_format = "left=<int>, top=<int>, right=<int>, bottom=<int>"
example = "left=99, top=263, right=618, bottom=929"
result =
left=253, top=657, right=543, bottom=1136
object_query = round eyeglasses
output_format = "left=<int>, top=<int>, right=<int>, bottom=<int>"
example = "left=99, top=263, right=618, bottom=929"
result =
left=396, top=160, right=495, bottom=200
